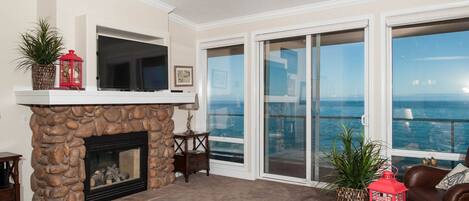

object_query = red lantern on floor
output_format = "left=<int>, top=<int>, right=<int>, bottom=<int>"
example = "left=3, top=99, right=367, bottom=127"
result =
left=368, top=171, right=407, bottom=201
left=59, top=50, right=83, bottom=89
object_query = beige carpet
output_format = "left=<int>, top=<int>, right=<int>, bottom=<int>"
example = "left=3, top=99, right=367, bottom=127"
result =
left=116, top=174, right=334, bottom=201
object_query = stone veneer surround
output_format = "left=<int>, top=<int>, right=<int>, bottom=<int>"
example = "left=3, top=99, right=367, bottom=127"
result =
left=29, top=105, right=176, bottom=201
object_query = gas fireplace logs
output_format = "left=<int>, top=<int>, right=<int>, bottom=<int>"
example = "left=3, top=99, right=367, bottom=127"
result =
left=29, top=105, right=176, bottom=201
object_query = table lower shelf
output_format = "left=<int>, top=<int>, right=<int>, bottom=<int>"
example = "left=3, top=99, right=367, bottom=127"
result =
left=0, top=184, right=16, bottom=201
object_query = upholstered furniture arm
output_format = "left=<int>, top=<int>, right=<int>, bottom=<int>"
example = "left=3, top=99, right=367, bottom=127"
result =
left=404, top=165, right=449, bottom=188
left=444, top=183, right=469, bottom=201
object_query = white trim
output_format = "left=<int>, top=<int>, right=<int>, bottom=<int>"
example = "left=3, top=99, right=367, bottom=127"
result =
left=264, top=96, right=298, bottom=103
left=258, top=40, right=266, bottom=178
left=383, top=1, right=469, bottom=27
left=363, top=20, right=372, bottom=136
left=251, top=36, right=261, bottom=180
left=15, top=90, right=195, bottom=105
left=209, top=160, right=254, bottom=180
left=169, top=13, right=198, bottom=30
left=382, top=1, right=469, bottom=161
left=253, top=16, right=370, bottom=42
left=258, top=176, right=329, bottom=189
left=305, top=34, right=312, bottom=183
left=261, top=173, right=307, bottom=184
left=195, top=47, right=208, bottom=131
left=139, top=0, right=175, bottom=13
left=242, top=34, right=251, bottom=173
left=196, top=0, right=377, bottom=31
left=210, top=136, right=244, bottom=144
left=391, top=149, right=466, bottom=162
left=198, top=34, right=247, bottom=50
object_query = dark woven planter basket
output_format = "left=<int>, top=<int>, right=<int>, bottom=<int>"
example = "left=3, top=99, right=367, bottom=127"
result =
left=336, top=187, right=368, bottom=201
left=31, top=64, right=55, bottom=90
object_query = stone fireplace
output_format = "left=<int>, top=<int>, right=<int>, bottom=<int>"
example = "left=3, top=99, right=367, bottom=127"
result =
left=29, top=104, right=176, bottom=201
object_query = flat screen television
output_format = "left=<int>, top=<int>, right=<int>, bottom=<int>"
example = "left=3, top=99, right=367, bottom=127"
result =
left=97, top=35, right=168, bottom=91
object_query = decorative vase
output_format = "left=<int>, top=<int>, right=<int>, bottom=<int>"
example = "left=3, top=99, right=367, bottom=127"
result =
left=336, top=187, right=368, bottom=201
left=31, top=64, right=55, bottom=90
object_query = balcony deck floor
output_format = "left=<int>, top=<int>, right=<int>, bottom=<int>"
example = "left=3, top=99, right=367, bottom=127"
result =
left=116, top=174, right=334, bottom=201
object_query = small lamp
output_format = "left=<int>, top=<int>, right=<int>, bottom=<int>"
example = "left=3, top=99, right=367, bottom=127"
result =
left=368, top=170, right=407, bottom=201
left=178, top=94, right=199, bottom=135
left=59, top=50, right=83, bottom=89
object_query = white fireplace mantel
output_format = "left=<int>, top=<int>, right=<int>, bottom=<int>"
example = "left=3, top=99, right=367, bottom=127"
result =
left=15, top=90, right=195, bottom=105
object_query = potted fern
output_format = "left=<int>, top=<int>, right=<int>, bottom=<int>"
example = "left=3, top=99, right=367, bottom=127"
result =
left=17, top=18, right=64, bottom=90
left=327, top=125, right=386, bottom=201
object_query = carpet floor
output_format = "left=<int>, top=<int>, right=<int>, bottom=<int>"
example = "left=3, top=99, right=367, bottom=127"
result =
left=116, top=174, right=335, bottom=201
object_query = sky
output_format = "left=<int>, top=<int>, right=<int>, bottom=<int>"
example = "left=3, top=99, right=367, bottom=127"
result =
left=393, top=30, right=469, bottom=100
left=206, top=30, right=469, bottom=103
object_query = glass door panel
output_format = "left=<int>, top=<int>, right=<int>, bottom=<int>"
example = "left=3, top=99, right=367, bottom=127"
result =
left=264, top=37, right=307, bottom=178
left=391, top=18, right=469, bottom=175
left=311, top=30, right=365, bottom=181
left=207, top=45, right=245, bottom=163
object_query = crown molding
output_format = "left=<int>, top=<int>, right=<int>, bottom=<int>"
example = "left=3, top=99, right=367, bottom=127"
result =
left=140, top=0, right=175, bottom=13
left=143, top=0, right=378, bottom=31
left=195, top=0, right=378, bottom=31
left=169, top=13, right=198, bottom=30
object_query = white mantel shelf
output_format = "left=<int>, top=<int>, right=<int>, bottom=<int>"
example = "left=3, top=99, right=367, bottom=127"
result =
left=15, top=90, right=195, bottom=105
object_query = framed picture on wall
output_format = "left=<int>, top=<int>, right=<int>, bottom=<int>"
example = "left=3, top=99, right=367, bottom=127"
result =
left=174, top=66, right=193, bottom=86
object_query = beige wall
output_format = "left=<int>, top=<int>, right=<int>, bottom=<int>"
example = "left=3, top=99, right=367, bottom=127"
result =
left=169, top=20, right=198, bottom=133
left=0, top=1, right=37, bottom=200
left=0, top=1, right=188, bottom=200
left=196, top=0, right=464, bottom=143
left=54, top=0, right=169, bottom=50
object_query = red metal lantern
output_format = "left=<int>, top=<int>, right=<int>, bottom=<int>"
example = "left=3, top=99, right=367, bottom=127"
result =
left=59, top=50, right=83, bottom=89
left=368, top=170, right=408, bottom=201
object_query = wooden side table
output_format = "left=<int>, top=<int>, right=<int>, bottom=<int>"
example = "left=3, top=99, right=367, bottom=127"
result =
left=173, top=132, right=210, bottom=182
left=0, top=152, right=22, bottom=201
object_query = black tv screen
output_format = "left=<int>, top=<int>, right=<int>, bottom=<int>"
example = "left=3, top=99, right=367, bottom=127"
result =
left=97, top=36, right=168, bottom=91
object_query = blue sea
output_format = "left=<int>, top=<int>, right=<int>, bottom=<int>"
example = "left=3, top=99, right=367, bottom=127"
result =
left=208, top=100, right=469, bottom=156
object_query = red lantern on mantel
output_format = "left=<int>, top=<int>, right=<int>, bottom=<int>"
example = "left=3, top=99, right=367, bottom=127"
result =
left=59, top=50, right=83, bottom=89
left=368, top=170, right=407, bottom=201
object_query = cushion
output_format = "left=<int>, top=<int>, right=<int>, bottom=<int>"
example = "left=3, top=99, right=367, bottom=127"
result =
left=436, top=163, right=469, bottom=190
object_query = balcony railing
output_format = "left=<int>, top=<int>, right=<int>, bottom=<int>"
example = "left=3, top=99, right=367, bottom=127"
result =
left=208, top=113, right=468, bottom=153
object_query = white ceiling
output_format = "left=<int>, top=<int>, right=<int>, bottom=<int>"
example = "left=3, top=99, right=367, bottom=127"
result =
left=160, top=0, right=331, bottom=24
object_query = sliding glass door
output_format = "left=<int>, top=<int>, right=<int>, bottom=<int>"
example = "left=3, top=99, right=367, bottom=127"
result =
left=264, top=37, right=307, bottom=178
left=312, top=30, right=365, bottom=181
left=262, top=29, right=366, bottom=182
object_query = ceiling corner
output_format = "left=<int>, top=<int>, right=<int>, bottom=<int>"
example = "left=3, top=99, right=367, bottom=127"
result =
left=169, top=13, right=199, bottom=31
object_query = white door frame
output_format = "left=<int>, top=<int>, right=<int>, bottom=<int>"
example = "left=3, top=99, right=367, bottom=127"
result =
left=253, top=15, right=373, bottom=186
left=196, top=33, right=254, bottom=179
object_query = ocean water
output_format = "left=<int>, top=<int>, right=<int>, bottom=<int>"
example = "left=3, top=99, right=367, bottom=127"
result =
left=208, top=100, right=469, bottom=167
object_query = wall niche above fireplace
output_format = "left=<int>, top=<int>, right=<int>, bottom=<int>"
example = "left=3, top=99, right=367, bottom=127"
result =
left=84, top=132, right=148, bottom=201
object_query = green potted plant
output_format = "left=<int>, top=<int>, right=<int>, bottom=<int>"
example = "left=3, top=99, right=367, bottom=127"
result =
left=17, top=18, right=64, bottom=90
left=327, top=125, right=386, bottom=201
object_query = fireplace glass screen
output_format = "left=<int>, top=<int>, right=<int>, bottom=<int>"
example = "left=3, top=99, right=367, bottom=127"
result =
left=88, top=148, right=141, bottom=190
left=84, top=132, right=148, bottom=201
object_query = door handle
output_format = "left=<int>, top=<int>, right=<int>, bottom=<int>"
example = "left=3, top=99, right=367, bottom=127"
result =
left=361, top=115, right=367, bottom=126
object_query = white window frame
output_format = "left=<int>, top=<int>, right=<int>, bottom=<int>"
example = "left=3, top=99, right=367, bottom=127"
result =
left=382, top=2, right=469, bottom=163
left=252, top=15, right=373, bottom=186
left=196, top=33, right=253, bottom=179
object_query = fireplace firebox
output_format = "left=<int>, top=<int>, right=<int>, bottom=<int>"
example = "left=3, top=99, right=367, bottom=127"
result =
left=84, top=132, right=148, bottom=201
